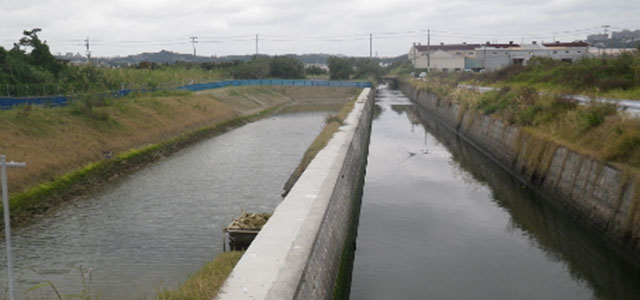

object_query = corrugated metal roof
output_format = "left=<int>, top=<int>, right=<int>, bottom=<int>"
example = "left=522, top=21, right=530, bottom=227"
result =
left=414, top=44, right=480, bottom=51
left=483, top=43, right=520, bottom=48
left=413, top=42, right=522, bottom=52
left=542, top=41, right=589, bottom=47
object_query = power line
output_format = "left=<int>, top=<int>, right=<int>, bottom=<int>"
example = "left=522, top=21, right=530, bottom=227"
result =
left=16, top=24, right=623, bottom=57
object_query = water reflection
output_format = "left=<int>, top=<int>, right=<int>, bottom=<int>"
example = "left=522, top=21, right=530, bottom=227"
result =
left=350, top=86, right=640, bottom=300
left=0, top=109, right=333, bottom=299
left=411, top=103, right=640, bottom=300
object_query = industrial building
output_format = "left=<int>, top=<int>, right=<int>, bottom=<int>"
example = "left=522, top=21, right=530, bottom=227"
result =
left=408, top=41, right=590, bottom=72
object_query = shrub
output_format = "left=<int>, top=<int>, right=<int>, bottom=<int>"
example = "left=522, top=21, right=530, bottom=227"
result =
left=577, top=102, right=617, bottom=131
left=306, top=65, right=327, bottom=76
left=327, top=56, right=353, bottom=80
left=603, top=128, right=640, bottom=167
left=269, top=56, right=305, bottom=79
left=476, top=91, right=512, bottom=115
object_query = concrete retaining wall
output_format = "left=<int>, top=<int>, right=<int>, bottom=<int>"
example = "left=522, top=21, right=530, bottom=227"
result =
left=400, top=81, right=640, bottom=252
left=216, top=87, right=374, bottom=300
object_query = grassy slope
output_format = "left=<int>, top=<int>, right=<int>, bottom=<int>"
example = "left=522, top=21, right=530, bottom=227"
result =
left=410, top=77, right=640, bottom=171
left=478, top=80, right=640, bottom=100
left=1, top=86, right=359, bottom=225
left=155, top=251, right=243, bottom=300
left=1, top=91, right=238, bottom=193
left=462, top=52, right=640, bottom=100
left=99, top=67, right=225, bottom=90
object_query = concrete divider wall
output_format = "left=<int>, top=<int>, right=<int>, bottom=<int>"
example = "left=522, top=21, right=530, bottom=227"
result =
left=216, top=87, right=374, bottom=300
left=400, top=82, right=640, bottom=253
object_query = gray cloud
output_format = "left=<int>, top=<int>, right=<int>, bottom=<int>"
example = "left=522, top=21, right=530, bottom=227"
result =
left=0, top=0, right=636, bottom=57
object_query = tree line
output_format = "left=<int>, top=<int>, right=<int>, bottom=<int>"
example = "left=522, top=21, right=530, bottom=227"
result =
left=1, top=29, right=386, bottom=97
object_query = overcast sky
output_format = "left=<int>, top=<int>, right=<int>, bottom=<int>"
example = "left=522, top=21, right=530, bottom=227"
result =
left=1, top=0, right=637, bottom=58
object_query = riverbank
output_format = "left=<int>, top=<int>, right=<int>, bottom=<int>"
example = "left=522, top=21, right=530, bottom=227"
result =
left=400, top=77, right=640, bottom=254
left=155, top=251, right=243, bottom=300
left=1, top=86, right=360, bottom=229
left=158, top=88, right=369, bottom=300
left=442, top=51, right=640, bottom=100
left=215, top=88, right=373, bottom=300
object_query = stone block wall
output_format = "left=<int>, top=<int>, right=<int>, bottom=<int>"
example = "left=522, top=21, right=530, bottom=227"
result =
left=401, top=81, right=640, bottom=251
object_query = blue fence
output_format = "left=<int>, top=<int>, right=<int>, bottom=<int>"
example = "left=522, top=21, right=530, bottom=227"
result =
left=0, top=96, right=68, bottom=109
left=0, top=80, right=371, bottom=110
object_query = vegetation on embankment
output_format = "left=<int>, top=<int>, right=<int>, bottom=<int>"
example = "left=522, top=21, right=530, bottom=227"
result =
left=1, top=28, right=375, bottom=98
left=155, top=251, right=243, bottom=300
left=282, top=92, right=362, bottom=196
left=459, top=48, right=640, bottom=99
left=1, top=29, right=224, bottom=96
left=409, top=76, right=640, bottom=171
left=1, top=85, right=359, bottom=228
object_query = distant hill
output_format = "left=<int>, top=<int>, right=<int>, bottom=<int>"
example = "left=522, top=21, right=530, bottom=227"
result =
left=55, top=50, right=408, bottom=67
left=106, top=50, right=213, bottom=65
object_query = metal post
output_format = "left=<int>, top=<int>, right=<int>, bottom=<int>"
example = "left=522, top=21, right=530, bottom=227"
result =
left=190, top=36, right=198, bottom=56
left=427, top=29, right=431, bottom=72
left=1, top=155, right=26, bottom=300
left=255, top=34, right=259, bottom=55
left=369, top=33, right=373, bottom=58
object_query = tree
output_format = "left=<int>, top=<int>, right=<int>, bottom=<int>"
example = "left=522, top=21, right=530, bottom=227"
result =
left=306, top=65, right=327, bottom=76
left=231, top=56, right=270, bottom=79
left=269, top=56, right=305, bottom=79
left=18, top=28, right=64, bottom=76
left=353, top=58, right=384, bottom=80
left=327, top=56, right=352, bottom=80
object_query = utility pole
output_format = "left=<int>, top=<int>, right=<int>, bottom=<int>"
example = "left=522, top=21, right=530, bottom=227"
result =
left=1, top=155, right=26, bottom=300
left=600, top=25, right=610, bottom=57
left=427, top=29, right=431, bottom=72
left=190, top=36, right=198, bottom=56
left=369, top=33, right=373, bottom=58
left=84, top=37, right=91, bottom=62
left=255, top=34, right=259, bottom=55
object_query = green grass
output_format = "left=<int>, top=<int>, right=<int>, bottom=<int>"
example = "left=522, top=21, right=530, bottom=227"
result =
left=3, top=102, right=283, bottom=228
left=472, top=52, right=640, bottom=100
left=23, top=252, right=242, bottom=300
left=3, top=65, right=226, bottom=97
left=409, top=77, right=640, bottom=170
left=155, top=251, right=243, bottom=300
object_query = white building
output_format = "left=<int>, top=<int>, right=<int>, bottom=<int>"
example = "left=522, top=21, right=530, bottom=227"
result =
left=409, top=43, right=478, bottom=71
left=409, top=41, right=590, bottom=72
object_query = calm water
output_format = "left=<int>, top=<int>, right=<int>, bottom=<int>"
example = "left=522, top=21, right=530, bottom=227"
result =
left=349, top=86, right=640, bottom=300
left=0, top=109, right=331, bottom=299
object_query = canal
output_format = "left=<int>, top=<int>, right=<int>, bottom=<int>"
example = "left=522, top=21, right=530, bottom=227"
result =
left=349, top=86, right=640, bottom=299
left=0, top=108, right=333, bottom=299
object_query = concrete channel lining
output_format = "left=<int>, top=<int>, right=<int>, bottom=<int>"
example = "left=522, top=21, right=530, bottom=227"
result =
left=215, top=88, right=372, bottom=300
